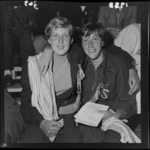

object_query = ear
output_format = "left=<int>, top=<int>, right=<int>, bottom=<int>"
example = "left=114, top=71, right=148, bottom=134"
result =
left=71, top=39, right=74, bottom=45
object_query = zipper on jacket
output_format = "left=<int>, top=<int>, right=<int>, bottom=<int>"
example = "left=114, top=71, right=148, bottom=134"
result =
left=92, top=68, right=97, bottom=91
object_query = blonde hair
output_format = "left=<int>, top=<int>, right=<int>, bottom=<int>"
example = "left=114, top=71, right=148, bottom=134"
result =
left=45, top=16, right=73, bottom=39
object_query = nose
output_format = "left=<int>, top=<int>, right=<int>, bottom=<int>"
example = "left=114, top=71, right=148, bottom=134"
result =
left=88, top=40, right=93, bottom=48
left=59, top=36, right=64, bottom=44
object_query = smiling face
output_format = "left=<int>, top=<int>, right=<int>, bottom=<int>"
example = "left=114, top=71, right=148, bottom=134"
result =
left=82, top=32, right=103, bottom=61
left=48, top=27, right=72, bottom=56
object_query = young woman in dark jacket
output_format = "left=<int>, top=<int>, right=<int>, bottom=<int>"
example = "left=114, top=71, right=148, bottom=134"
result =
left=20, top=17, right=86, bottom=143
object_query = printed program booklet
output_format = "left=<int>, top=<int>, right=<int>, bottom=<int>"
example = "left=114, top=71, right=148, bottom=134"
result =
left=74, top=102, right=109, bottom=127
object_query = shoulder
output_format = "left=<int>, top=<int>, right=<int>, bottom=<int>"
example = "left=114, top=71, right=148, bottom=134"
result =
left=106, top=50, right=128, bottom=70
left=105, top=44, right=123, bottom=54
left=69, top=43, right=86, bottom=58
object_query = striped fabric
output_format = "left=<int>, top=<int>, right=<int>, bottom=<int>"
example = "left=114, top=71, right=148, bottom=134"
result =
left=27, top=53, right=59, bottom=121
left=101, top=116, right=141, bottom=143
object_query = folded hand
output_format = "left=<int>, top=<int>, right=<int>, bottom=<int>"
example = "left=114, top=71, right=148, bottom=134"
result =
left=40, top=120, right=62, bottom=138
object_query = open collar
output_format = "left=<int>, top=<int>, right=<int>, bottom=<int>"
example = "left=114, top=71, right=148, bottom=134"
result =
left=86, top=50, right=116, bottom=72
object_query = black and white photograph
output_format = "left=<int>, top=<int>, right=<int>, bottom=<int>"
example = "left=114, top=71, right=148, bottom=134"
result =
left=0, top=0, right=149, bottom=149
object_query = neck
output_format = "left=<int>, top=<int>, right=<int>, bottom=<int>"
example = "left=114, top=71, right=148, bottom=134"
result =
left=91, top=50, right=104, bottom=69
left=53, top=53, right=68, bottom=64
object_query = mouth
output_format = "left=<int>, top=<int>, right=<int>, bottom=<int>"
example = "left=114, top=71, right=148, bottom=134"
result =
left=57, top=45, right=65, bottom=50
left=88, top=49, right=96, bottom=53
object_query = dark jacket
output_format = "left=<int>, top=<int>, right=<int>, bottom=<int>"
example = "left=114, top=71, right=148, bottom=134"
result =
left=82, top=49, right=137, bottom=119
left=105, top=44, right=135, bottom=69
left=20, top=44, right=86, bottom=125
left=20, top=27, right=35, bottom=64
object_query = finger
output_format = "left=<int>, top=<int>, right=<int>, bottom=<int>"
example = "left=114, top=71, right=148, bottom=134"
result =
left=48, top=130, right=58, bottom=135
left=48, top=132, right=57, bottom=139
left=51, top=121, right=62, bottom=128
left=128, top=79, right=133, bottom=89
left=128, top=80, right=134, bottom=95
left=132, top=83, right=138, bottom=94
left=46, top=128, right=59, bottom=137
left=129, top=85, right=136, bottom=95
left=129, top=84, right=136, bottom=95
left=49, top=126, right=61, bottom=132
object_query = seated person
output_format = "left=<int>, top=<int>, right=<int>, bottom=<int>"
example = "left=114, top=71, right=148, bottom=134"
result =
left=98, top=2, right=137, bottom=39
left=78, top=22, right=137, bottom=143
left=4, top=89, right=24, bottom=144
left=114, top=23, right=141, bottom=114
left=20, top=16, right=86, bottom=143
left=33, top=35, right=48, bottom=54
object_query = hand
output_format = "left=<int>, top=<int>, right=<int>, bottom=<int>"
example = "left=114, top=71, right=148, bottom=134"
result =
left=128, top=69, right=141, bottom=95
left=39, top=46, right=53, bottom=76
left=40, top=120, right=62, bottom=138
left=102, top=109, right=126, bottom=123
left=102, top=111, right=115, bottom=123
left=114, top=109, right=126, bottom=120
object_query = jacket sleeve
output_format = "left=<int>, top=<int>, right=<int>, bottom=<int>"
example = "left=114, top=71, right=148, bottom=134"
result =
left=112, top=57, right=137, bottom=118
left=108, top=45, right=135, bottom=69
left=20, top=61, right=44, bottom=125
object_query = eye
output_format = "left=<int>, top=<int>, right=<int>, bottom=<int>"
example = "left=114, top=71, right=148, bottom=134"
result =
left=93, top=37, right=99, bottom=41
left=52, top=34, right=58, bottom=38
left=82, top=39, right=88, bottom=43
left=64, top=34, right=70, bottom=38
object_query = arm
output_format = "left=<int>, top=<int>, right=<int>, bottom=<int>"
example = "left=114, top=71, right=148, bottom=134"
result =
left=20, top=62, right=44, bottom=125
left=102, top=57, right=137, bottom=122
left=107, top=45, right=140, bottom=94
left=39, top=45, right=53, bottom=76
left=106, top=45, right=135, bottom=69
left=20, top=62, right=63, bottom=139
left=113, top=57, right=137, bottom=119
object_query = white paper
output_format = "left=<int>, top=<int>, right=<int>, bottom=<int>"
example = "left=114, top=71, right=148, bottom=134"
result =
left=74, top=102, right=109, bottom=127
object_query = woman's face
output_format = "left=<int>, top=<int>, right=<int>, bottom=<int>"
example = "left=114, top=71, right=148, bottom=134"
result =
left=48, top=28, right=71, bottom=56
